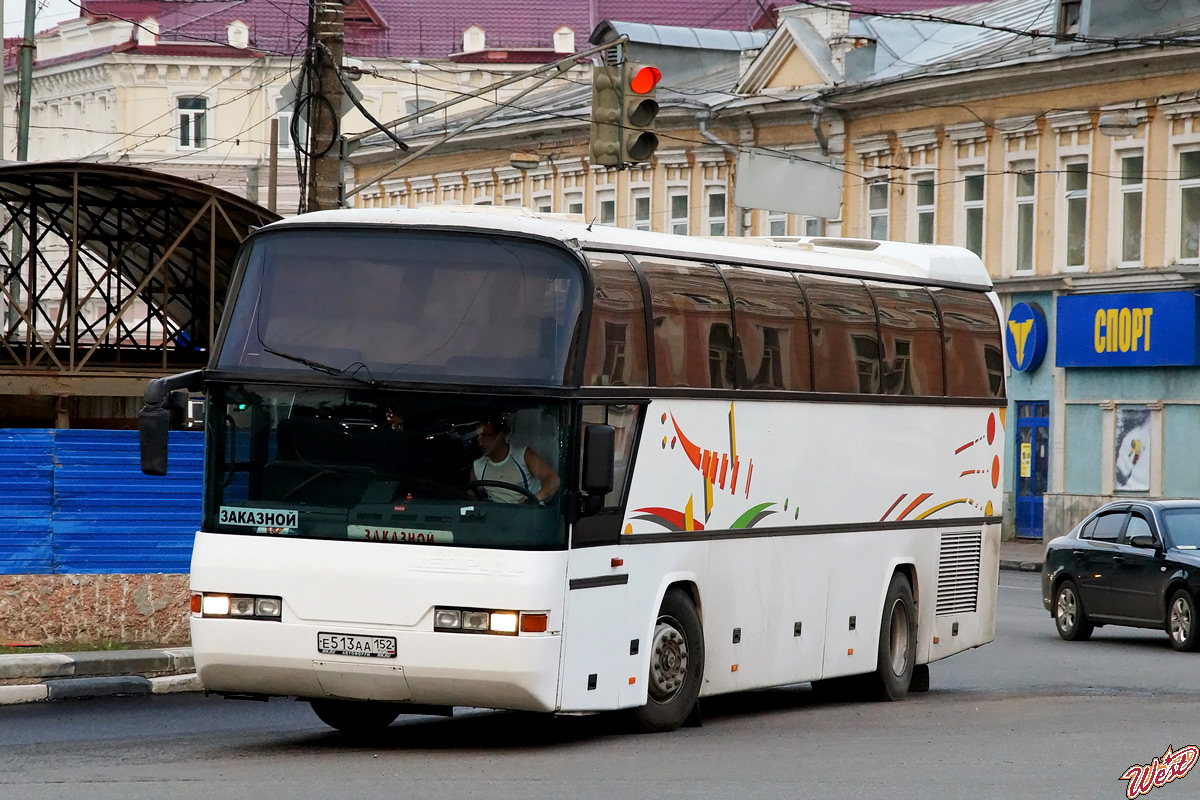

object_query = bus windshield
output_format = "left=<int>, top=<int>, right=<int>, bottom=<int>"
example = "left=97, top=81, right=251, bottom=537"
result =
left=215, top=228, right=584, bottom=386
left=205, top=384, right=569, bottom=550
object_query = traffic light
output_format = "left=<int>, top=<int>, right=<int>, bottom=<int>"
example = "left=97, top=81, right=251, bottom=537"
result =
left=620, top=63, right=661, bottom=164
left=590, top=62, right=661, bottom=168
left=590, top=64, right=622, bottom=167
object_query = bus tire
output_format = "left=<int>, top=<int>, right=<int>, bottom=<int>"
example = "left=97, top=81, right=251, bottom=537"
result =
left=310, top=698, right=402, bottom=734
left=633, top=588, right=705, bottom=733
left=867, top=572, right=916, bottom=702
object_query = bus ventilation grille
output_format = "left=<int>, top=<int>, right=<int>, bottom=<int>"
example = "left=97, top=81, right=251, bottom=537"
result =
left=936, top=531, right=982, bottom=616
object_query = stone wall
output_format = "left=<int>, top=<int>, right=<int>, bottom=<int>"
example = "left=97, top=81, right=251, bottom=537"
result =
left=0, top=574, right=190, bottom=646
left=1042, top=493, right=1117, bottom=545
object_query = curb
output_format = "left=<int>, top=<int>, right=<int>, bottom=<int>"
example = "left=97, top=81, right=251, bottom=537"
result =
left=1000, top=559, right=1043, bottom=572
left=0, top=648, right=200, bottom=707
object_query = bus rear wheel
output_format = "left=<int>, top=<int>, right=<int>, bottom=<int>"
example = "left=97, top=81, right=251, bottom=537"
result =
left=633, top=588, right=704, bottom=733
left=867, top=572, right=916, bottom=702
left=310, top=698, right=402, bottom=735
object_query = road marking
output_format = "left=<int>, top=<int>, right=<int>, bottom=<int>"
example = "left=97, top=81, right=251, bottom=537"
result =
left=999, top=584, right=1041, bottom=591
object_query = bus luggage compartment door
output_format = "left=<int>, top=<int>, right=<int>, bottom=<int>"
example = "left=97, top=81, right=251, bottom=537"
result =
left=558, top=556, right=630, bottom=711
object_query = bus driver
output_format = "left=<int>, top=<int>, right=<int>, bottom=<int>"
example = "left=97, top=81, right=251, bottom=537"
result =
left=470, top=417, right=561, bottom=504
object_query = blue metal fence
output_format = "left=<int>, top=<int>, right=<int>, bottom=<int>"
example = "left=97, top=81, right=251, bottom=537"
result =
left=0, top=429, right=203, bottom=575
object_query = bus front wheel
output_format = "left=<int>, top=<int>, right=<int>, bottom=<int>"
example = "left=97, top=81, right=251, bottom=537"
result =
left=310, top=698, right=402, bottom=735
left=868, top=572, right=916, bottom=702
left=633, top=588, right=705, bottom=733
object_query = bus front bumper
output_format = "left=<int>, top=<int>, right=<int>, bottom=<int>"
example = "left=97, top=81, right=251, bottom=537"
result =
left=191, top=617, right=563, bottom=712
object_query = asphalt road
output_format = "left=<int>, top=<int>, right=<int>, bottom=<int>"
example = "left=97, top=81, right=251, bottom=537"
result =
left=2, top=572, right=1197, bottom=800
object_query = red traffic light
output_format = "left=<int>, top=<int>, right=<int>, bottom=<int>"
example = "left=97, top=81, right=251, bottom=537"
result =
left=629, top=66, right=661, bottom=95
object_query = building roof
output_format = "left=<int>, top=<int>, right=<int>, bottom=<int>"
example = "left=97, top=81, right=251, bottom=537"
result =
left=73, top=0, right=773, bottom=59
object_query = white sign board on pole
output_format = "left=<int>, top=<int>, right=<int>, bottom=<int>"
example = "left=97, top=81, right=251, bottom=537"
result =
left=734, top=149, right=843, bottom=219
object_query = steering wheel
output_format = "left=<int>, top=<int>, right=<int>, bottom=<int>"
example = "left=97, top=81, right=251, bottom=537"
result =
left=464, top=480, right=541, bottom=505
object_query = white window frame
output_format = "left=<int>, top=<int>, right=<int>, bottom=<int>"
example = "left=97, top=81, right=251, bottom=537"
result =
left=961, top=170, right=985, bottom=258
left=565, top=191, right=583, bottom=216
left=913, top=174, right=935, bottom=244
left=533, top=193, right=552, bottom=214
left=867, top=180, right=889, bottom=240
left=768, top=211, right=787, bottom=237
left=1012, top=162, right=1036, bottom=274
left=177, top=96, right=208, bottom=150
left=1178, top=148, right=1200, bottom=263
left=632, top=187, right=651, bottom=231
left=596, top=189, right=616, bottom=226
left=669, top=189, right=689, bottom=235
left=1061, top=158, right=1089, bottom=271
left=706, top=187, right=727, bottom=236
left=803, top=217, right=824, bottom=237
left=1116, top=150, right=1145, bottom=268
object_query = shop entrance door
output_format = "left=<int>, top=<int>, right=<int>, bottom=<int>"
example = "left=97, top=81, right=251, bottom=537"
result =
left=1015, top=402, right=1049, bottom=539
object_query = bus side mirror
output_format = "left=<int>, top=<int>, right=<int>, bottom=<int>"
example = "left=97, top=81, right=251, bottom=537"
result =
left=580, top=424, right=615, bottom=517
left=138, top=370, right=203, bottom=476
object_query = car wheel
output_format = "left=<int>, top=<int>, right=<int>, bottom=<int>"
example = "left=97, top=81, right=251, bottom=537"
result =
left=1166, top=589, right=1199, bottom=652
left=310, top=699, right=402, bottom=735
left=1054, top=579, right=1094, bottom=641
left=632, top=588, right=705, bottom=733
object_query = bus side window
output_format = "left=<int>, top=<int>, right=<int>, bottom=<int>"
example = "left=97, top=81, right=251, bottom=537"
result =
left=636, top=257, right=734, bottom=389
left=798, top=275, right=880, bottom=394
left=581, top=253, right=649, bottom=386
left=722, top=266, right=811, bottom=391
left=930, top=289, right=1005, bottom=398
left=867, top=282, right=944, bottom=397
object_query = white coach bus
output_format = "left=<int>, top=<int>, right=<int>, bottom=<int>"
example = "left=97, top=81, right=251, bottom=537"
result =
left=139, top=207, right=1006, bottom=734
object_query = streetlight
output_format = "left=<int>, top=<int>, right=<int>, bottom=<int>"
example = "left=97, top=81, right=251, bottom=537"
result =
left=509, top=153, right=539, bottom=170
left=1097, top=111, right=1138, bottom=138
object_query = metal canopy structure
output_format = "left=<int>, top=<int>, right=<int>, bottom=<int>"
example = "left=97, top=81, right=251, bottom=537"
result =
left=0, top=162, right=280, bottom=401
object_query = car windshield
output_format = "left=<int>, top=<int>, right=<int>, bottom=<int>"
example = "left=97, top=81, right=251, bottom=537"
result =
left=204, top=384, right=569, bottom=550
left=1161, top=508, right=1200, bottom=549
left=215, top=228, right=584, bottom=386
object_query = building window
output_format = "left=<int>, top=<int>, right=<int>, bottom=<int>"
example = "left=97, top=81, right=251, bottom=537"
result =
left=1058, top=0, right=1082, bottom=37
left=1015, top=168, right=1036, bottom=272
left=868, top=181, right=889, bottom=240
left=405, top=99, right=436, bottom=125
left=633, top=189, right=651, bottom=231
left=1064, top=160, right=1088, bottom=268
left=670, top=192, right=689, bottom=235
left=707, top=189, right=726, bottom=236
left=963, top=173, right=984, bottom=257
left=915, top=176, right=935, bottom=243
left=178, top=97, right=207, bottom=149
left=534, top=194, right=551, bottom=213
left=275, top=97, right=299, bottom=151
left=597, top=190, right=616, bottom=226
left=1119, top=153, right=1144, bottom=265
left=804, top=217, right=824, bottom=236
left=768, top=211, right=787, bottom=236
left=566, top=192, right=583, bottom=216
left=1179, top=151, right=1200, bottom=261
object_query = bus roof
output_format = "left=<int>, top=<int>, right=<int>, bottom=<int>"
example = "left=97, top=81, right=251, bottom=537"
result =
left=265, top=207, right=994, bottom=290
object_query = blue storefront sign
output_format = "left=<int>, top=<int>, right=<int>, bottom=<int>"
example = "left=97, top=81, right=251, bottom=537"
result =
left=1006, top=302, right=1048, bottom=372
left=1056, top=290, right=1200, bottom=367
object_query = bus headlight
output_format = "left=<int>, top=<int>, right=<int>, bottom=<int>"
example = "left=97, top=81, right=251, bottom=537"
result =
left=195, top=592, right=283, bottom=620
left=434, top=607, right=549, bottom=635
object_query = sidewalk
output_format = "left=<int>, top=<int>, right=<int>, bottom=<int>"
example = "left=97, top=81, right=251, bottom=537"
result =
left=1, top=541, right=1046, bottom=709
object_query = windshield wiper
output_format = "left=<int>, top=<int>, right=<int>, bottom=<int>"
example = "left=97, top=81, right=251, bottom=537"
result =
left=260, top=342, right=382, bottom=387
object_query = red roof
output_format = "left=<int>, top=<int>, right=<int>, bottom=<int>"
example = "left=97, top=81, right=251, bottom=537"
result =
left=74, top=0, right=776, bottom=59
left=45, top=1, right=996, bottom=65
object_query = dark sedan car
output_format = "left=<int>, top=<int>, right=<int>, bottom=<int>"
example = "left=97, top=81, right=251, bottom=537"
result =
left=1042, top=500, right=1200, bottom=651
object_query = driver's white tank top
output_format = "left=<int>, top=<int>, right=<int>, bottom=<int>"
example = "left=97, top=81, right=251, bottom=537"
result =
left=473, top=447, right=541, bottom=503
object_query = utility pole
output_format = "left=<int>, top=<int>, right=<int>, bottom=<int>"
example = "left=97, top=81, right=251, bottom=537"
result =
left=17, top=0, right=35, bottom=161
left=305, top=0, right=345, bottom=211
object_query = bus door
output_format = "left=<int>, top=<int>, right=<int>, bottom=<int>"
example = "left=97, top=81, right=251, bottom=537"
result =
left=1015, top=402, right=1048, bottom=539
left=558, top=403, right=640, bottom=711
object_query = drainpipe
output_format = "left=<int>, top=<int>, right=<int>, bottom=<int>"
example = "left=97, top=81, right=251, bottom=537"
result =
left=697, top=112, right=746, bottom=236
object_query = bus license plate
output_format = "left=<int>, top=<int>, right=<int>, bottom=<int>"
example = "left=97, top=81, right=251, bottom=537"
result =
left=317, top=632, right=397, bottom=659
